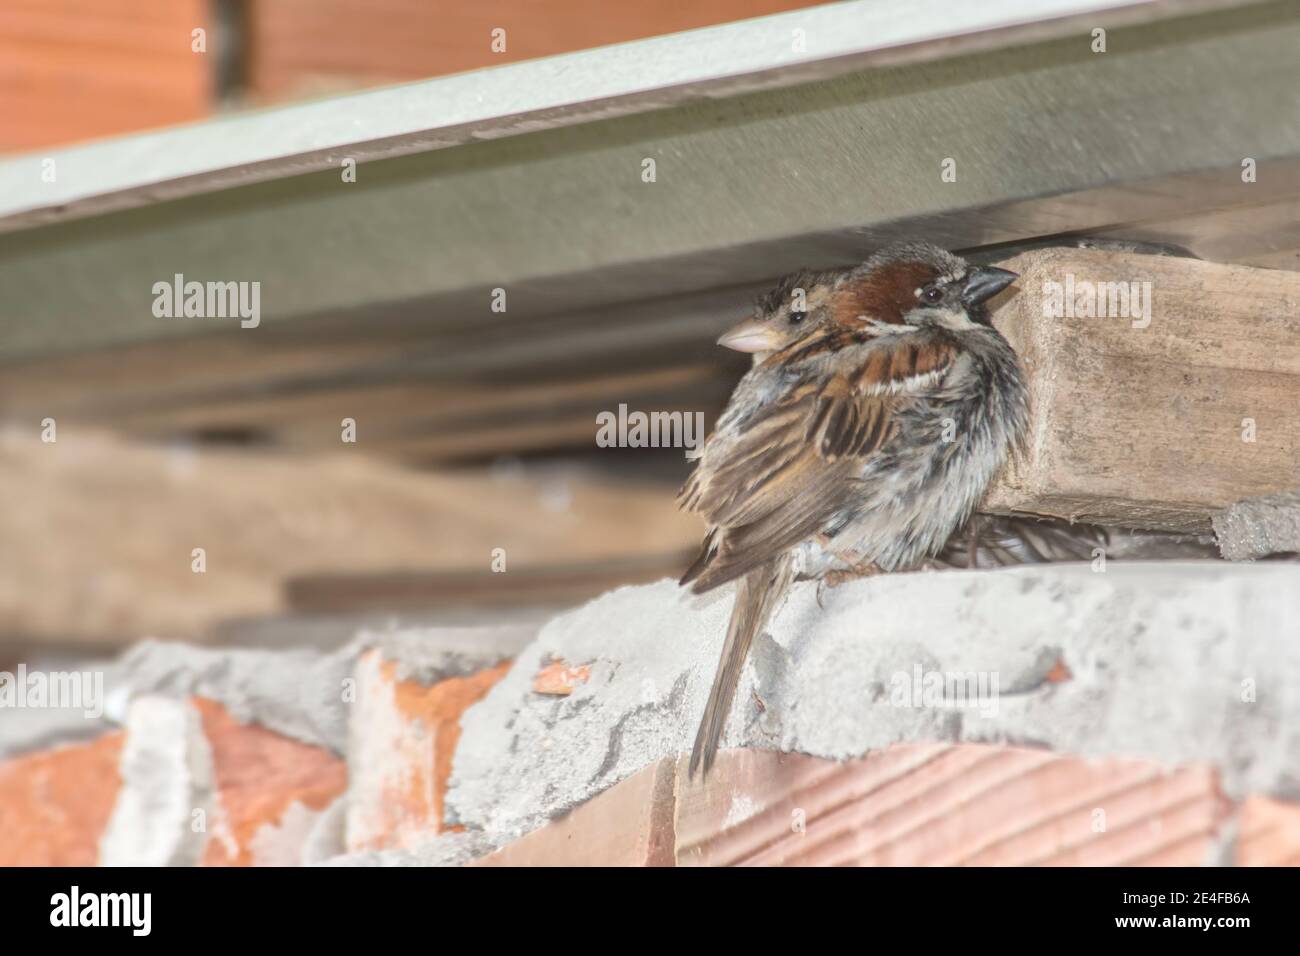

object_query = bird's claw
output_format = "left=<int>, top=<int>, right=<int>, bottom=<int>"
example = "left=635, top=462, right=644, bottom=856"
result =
left=816, top=560, right=882, bottom=607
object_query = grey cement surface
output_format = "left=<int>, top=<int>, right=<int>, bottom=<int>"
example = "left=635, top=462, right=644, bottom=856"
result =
left=0, top=624, right=533, bottom=760
left=0, top=693, right=117, bottom=761
left=0, top=652, right=121, bottom=760
left=364, top=625, right=532, bottom=685
left=114, top=640, right=355, bottom=753
left=446, top=562, right=1300, bottom=842
left=1215, top=491, right=1300, bottom=561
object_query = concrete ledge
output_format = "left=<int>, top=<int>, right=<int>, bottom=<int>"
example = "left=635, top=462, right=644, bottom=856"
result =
left=447, top=562, right=1300, bottom=843
left=5, top=560, right=1300, bottom=865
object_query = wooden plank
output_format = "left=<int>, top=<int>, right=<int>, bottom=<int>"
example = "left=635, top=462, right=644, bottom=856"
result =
left=0, top=300, right=744, bottom=464
left=986, top=248, right=1300, bottom=532
left=0, top=432, right=700, bottom=646
left=285, top=552, right=693, bottom=614
left=96, top=366, right=731, bottom=462
left=0, top=331, right=408, bottom=414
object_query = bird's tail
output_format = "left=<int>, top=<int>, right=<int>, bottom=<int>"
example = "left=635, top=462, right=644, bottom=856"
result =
left=689, top=555, right=794, bottom=779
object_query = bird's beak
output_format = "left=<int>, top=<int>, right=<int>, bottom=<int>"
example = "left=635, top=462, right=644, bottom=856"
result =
left=961, top=266, right=1018, bottom=308
left=717, top=317, right=784, bottom=353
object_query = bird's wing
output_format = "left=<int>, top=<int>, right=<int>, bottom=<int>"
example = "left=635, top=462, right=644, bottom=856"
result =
left=679, top=332, right=954, bottom=592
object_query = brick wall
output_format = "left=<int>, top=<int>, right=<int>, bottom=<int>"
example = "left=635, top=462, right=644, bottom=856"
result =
left=0, top=0, right=211, bottom=152
left=3, top=564, right=1300, bottom=866
left=246, top=0, right=826, bottom=102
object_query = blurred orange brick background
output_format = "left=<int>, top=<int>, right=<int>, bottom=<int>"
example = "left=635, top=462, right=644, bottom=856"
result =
left=1, top=0, right=824, bottom=154
left=0, top=0, right=212, bottom=152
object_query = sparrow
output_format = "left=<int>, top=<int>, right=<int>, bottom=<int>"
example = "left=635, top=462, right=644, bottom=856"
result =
left=680, top=240, right=1028, bottom=778
left=715, top=268, right=841, bottom=361
left=931, top=513, right=1108, bottom=569
left=714, top=277, right=1090, bottom=572
left=714, top=266, right=1119, bottom=573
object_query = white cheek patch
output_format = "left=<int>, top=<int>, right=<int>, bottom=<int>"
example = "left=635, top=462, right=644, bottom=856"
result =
left=936, top=307, right=977, bottom=330
left=909, top=306, right=976, bottom=331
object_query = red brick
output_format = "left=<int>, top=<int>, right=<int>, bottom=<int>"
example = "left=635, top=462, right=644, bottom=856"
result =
left=0, top=733, right=124, bottom=866
left=346, top=652, right=511, bottom=851
left=532, top=660, right=591, bottom=696
left=675, top=744, right=1232, bottom=866
left=194, top=697, right=347, bottom=866
left=474, top=758, right=675, bottom=866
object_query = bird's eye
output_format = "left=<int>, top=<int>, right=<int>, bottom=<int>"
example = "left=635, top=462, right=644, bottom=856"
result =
left=922, top=287, right=943, bottom=304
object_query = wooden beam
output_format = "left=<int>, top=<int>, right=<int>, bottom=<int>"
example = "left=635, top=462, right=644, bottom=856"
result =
left=986, top=248, right=1300, bottom=531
